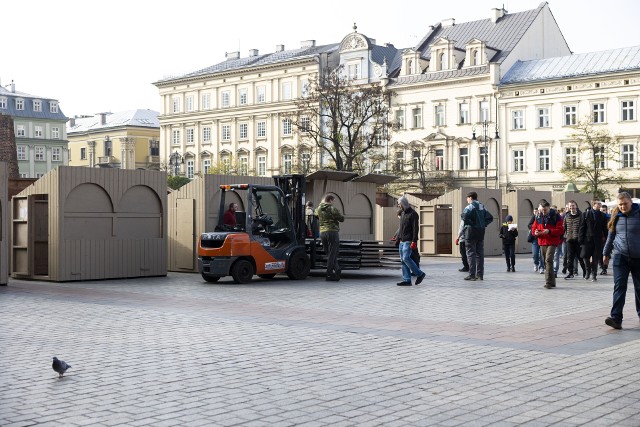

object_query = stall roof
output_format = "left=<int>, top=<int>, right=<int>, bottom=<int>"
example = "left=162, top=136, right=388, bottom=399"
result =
left=306, top=170, right=359, bottom=182
left=352, top=173, right=398, bottom=185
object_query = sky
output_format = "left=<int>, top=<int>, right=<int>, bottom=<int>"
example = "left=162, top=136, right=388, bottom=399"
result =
left=2, top=0, right=640, bottom=119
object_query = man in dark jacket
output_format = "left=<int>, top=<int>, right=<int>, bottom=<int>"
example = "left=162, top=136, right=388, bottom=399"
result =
left=499, top=215, right=518, bottom=272
left=563, top=200, right=586, bottom=279
left=461, top=191, right=494, bottom=281
left=396, top=195, right=425, bottom=286
left=531, top=199, right=564, bottom=289
left=603, top=192, right=640, bottom=329
left=579, top=199, right=608, bottom=282
left=315, top=194, right=344, bottom=281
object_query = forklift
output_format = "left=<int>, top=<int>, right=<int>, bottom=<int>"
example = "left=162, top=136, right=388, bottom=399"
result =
left=197, top=175, right=311, bottom=283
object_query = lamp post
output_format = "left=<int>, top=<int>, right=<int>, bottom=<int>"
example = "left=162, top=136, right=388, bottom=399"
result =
left=169, top=151, right=184, bottom=176
left=472, top=120, right=500, bottom=189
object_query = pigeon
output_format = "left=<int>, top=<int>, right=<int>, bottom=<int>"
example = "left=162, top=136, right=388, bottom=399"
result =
left=52, top=357, right=71, bottom=377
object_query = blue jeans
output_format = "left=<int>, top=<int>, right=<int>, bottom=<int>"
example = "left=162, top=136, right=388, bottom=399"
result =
left=554, top=242, right=564, bottom=274
left=465, top=239, right=485, bottom=278
left=610, top=254, right=640, bottom=323
left=532, top=239, right=543, bottom=269
left=399, top=241, right=424, bottom=282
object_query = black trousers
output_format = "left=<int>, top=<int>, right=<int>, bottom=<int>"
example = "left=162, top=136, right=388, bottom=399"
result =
left=459, top=241, right=469, bottom=269
left=565, top=240, right=586, bottom=275
left=320, top=231, right=340, bottom=277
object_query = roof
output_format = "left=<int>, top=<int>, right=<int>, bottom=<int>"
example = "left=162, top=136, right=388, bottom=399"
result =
left=392, top=65, right=489, bottom=85
left=414, top=3, right=546, bottom=64
left=0, top=85, right=67, bottom=121
left=67, top=109, right=160, bottom=133
left=157, top=43, right=340, bottom=83
left=501, top=46, right=640, bottom=85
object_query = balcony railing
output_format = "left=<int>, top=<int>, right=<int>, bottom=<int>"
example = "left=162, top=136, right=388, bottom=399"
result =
left=147, top=155, right=160, bottom=163
left=97, top=156, right=116, bottom=165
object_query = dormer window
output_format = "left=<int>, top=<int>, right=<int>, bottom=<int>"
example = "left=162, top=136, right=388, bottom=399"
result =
left=465, top=39, right=492, bottom=67
left=473, top=49, right=480, bottom=66
left=50, top=101, right=58, bottom=113
left=439, top=52, right=447, bottom=70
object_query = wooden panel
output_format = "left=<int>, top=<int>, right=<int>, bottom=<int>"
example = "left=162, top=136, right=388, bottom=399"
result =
left=436, top=207, right=453, bottom=255
left=11, top=197, right=29, bottom=276
left=176, top=198, right=195, bottom=270
left=33, top=198, right=49, bottom=276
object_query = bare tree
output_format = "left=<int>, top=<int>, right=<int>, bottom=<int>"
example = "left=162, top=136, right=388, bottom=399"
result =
left=390, top=145, right=454, bottom=195
left=290, top=66, right=394, bottom=172
left=561, top=118, right=626, bottom=200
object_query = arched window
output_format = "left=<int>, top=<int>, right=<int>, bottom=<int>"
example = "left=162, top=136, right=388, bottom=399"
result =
left=439, top=52, right=447, bottom=70
left=407, top=59, right=413, bottom=74
left=473, top=49, right=480, bottom=66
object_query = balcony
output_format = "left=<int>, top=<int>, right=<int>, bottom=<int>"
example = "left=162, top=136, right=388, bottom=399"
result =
left=97, top=156, right=117, bottom=165
left=147, top=155, right=160, bottom=164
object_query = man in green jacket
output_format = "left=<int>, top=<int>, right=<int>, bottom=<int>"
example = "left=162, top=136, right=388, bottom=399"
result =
left=315, top=194, right=344, bottom=281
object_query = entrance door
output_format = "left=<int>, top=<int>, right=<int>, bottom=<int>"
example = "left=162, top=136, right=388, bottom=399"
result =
left=32, top=196, right=49, bottom=276
left=435, top=206, right=452, bottom=254
left=176, top=198, right=195, bottom=270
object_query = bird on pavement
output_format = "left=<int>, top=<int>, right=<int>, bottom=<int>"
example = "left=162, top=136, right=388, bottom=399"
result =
left=52, top=357, right=71, bottom=377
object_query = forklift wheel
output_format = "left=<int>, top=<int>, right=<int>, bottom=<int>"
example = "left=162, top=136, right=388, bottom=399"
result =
left=258, top=274, right=277, bottom=279
left=231, top=259, right=255, bottom=284
left=201, top=274, right=221, bottom=283
left=286, top=251, right=310, bottom=280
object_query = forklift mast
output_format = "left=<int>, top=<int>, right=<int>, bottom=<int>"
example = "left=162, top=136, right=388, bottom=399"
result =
left=272, top=174, right=306, bottom=245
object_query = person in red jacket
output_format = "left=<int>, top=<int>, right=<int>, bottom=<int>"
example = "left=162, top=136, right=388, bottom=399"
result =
left=531, top=199, right=565, bottom=289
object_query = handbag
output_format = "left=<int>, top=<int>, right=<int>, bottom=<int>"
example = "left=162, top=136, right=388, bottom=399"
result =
left=527, top=230, right=534, bottom=243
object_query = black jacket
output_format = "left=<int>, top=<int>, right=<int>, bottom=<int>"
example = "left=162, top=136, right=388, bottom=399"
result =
left=579, top=208, right=608, bottom=246
left=499, top=224, right=518, bottom=247
left=398, top=206, right=419, bottom=243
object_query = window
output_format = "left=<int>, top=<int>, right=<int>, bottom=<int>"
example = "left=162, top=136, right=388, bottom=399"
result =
left=239, top=123, right=248, bottom=139
left=257, top=86, right=266, bottom=103
left=301, top=80, right=310, bottom=98
left=49, top=101, right=58, bottom=113
left=412, top=107, right=422, bottom=128
left=395, top=110, right=404, bottom=129
left=202, top=94, right=210, bottom=110
left=300, top=116, right=311, bottom=132
left=412, top=150, right=421, bottom=171
left=537, top=107, right=550, bottom=128
left=513, top=150, right=524, bottom=172
left=52, top=127, right=60, bottom=139
left=52, top=147, right=61, bottom=162
left=282, top=82, right=292, bottom=101
left=301, top=152, right=311, bottom=173
left=16, top=99, right=24, bottom=110
left=239, top=89, right=248, bottom=105
left=565, top=147, right=577, bottom=168
left=348, top=63, right=361, bottom=79
left=17, top=145, right=27, bottom=160
left=239, top=156, right=249, bottom=175
left=480, top=101, right=489, bottom=122
left=394, top=151, right=404, bottom=172
left=186, top=128, right=194, bottom=144
left=257, top=121, right=266, bottom=137
left=104, top=138, right=112, bottom=156
left=282, top=118, right=292, bottom=136
left=203, top=127, right=211, bottom=142
left=16, top=125, right=25, bottom=137
left=592, top=103, right=605, bottom=123
left=564, top=105, right=577, bottom=126
left=0, top=97, right=6, bottom=109
left=621, top=100, right=635, bottom=121
left=172, top=130, right=181, bottom=145
left=538, top=148, right=550, bottom=171
left=186, top=96, right=193, bottom=112
left=33, top=100, right=42, bottom=112
left=459, top=103, right=469, bottom=124
left=221, top=91, right=230, bottom=107
left=36, top=173, right=44, bottom=179
left=149, top=140, right=159, bottom=156
left=479, top=146, right=488, bottom=169
left=257, top=155, right=266, bottom=176
left=435, top=149, right=444, bottom=170
left=35, top=146, right=45, bottom=161
left=459, top=148, right=469, bottom=170
left=439, top=52, right=447, bottom=70
left=203, top=159, right=211, bottom=174
left=172, top=97, right=180, bottom=113
left=595, top=146, right=605, bottom=168
left=282, top=153, right=292, bottom=174
left=222, top=124, right=231, bottom=141
left=80, top=147, right=87, bottom=160
left=622, top=144, right=635, bottom=168
left=512, top=110, right=524, bottom=130
left=186, top=159, right=194, bottom=179
left=435, top=105, right=445, bottom=126
left=34, top=125, right=43, bottom=138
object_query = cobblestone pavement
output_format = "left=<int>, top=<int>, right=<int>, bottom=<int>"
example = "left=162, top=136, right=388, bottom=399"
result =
left=1, top=256, right=640, bottom=426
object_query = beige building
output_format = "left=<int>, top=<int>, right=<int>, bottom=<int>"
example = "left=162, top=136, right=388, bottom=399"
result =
left=67, top=110, right=160, bottom=170
left=499, top=46, right=640, bottom=198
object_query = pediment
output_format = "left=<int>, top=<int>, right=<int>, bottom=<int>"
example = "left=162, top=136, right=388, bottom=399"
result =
left=423, top=131, right=450, bottom=141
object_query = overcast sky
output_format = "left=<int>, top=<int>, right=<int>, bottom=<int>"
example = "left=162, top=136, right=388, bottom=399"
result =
left=3, top=0, right=640, bottom=118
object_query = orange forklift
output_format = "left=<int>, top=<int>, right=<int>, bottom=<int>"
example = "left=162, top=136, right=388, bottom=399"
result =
left=197, top=175, right=311, bottom=283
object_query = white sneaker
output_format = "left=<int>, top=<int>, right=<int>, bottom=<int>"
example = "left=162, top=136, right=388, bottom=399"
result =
left=534, top=266, right=539, bottom=272
left=539, top=269, right=545, bottom=274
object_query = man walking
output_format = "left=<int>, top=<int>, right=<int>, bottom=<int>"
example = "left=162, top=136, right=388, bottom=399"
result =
left=315, top=194, right=344, bottom=282
left=396, top=196, right=426, bottom=286
left=579, top=199, right=608, bottom=282
left=563, top=200, right=585, bottom=280
left=532, top=199, right=564, bottom=289
left=456, top=219, right=470, bottom=272
left=461, top=191, right=494, bottom=281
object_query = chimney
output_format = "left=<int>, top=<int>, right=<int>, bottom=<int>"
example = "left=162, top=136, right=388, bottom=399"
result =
left=69, top=117, right=76, bottom=127
left=300, top=40, right=316, bottom=49
left=491, top=8, right=506, bottom=23
left=226, top=51, right=240, bottom=60
left=275, top=44, right=285, bottom=52
left=96, top=112, right=107, bottom=125
left=442, top=18, right=455, bottom=27
left=248, top=49, right=259, bottom=57
left=9, top=80, right=15, bottom=93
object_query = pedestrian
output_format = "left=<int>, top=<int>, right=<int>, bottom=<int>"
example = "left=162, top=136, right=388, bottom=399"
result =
left=392, top=208, right=421, bottom=267
left=563, top=200, right=586, bottom=280
left=315, top=194, right=344, bottom=282
left=599, top=204, right=611, bottom=275
left=579, top=199, right=608, bottom=282
left=603, top=192, right=640, bottom=330
left=528, top=208, right=544, bottom=273
left=552, top=205, right=563, bottom=278
left=461, top=191, right=494, bottom=281
left=499, top=215, right=518, bottom=272
left=456, top=219, right=470, bottom=272
left=531, top=199, right=564, bottom=289
left=305, top=201, right=319, bottom=238
left=396, top=195, right=426, bottom=286
left=223, top=202, right=238, bottom=226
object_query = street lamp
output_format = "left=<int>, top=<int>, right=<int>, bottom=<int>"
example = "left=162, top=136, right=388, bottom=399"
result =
left=472, top=120, right=500, bottom=189
left=169, top=151, right=184, bottom=176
